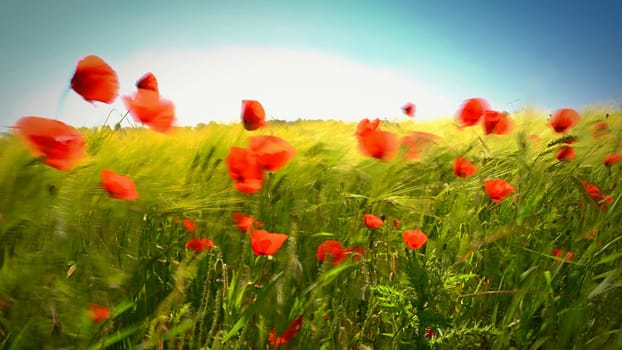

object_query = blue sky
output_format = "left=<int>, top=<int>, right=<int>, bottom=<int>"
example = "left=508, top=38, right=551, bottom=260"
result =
left=1, top=0, right=621, bottom=127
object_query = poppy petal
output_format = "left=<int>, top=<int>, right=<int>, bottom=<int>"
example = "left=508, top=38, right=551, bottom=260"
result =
left=70, top=55, right=119, bottom=103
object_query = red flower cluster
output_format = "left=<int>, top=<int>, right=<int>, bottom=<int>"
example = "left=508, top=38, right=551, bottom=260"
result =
left=101, top=169, right=139, bottom=200
left=401, top=131, right=441, bottom=161
left=604, top=153, right=622, bottom=167
left=316, top=240, right=364, bottom=265
left=484, top=179, right=514, bottom=204
left=269, top=316, right=303, bottom=347
left=582, top=181, right=613, bottom=210
left=556, top=146, right=576, bottom=162
left=356, top=118, right=399, bottom=161
left=71, top=55, right=119, bottom=104
left=552, top=248, right=574, bottom=263
left=123, top=73, right=176, bottom=133
left=241, top=100, right=267, bottom=131
left=88, top=303, right=111, bottom=323
left=453, top=157, right=477, bottom=178
left=226, top=136, right=296, bottom=194
left=363, top=214, right=384, bottom=229
left=13, top=116, right=87, bottom=171
left=250, top=229, right=288, bottom=256
left=550, top=108, right=580, bottom=134
left=185, top=238, right=215, bottom=253
left=402, top=230, right=428, bottom=249
left=456, top=98, right=512, bottom=135
left=402, top=102, right=416, bottom=117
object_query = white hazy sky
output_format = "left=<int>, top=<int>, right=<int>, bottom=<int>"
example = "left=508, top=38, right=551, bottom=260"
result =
left=10, top=47, right=456, bottom=127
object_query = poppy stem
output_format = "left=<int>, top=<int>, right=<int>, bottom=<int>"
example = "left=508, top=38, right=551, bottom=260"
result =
left=55, top=88, right=70, bottom=120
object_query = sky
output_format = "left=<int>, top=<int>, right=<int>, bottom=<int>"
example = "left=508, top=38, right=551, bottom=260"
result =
left=1, top=0, right=621, bottom=128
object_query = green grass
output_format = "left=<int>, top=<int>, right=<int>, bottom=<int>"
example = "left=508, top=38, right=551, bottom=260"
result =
left=1, top=107, right=621, bottom=349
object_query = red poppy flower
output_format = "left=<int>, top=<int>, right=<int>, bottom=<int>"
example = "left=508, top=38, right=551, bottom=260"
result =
left=122, top=89, right=176, bottom=133
left=550, top=108, right=580, bottom=133
left=591, top=121, right=609, bottom=139
left=101, top=169, right=139, bottom=200
left=355, top=118, right=380, bottom=136
left=552, top=248, right=574, bottom=263
left=402, top=102, right=415, bottom=117
left=88, top=303, right=110, bottom=323
left=393, top=219, right=401, bottom=229
left=269, top=316, right=303, bottom=347
left=316, top=240, right=346, bottom=265
left=482, top=110, right=512, bottom=135
left=232, top=212, right=254, bottom=232
left=604, top=153, right=622, bottom=167
left=358, top=129, right=399, bottom=161
left=248, top=135, right=296, bottom=172
left=345, top=246, right=364, bottom=261
left=135, top=72, right=159, bottom=92
left=401, top=131, right=440, bottom=160
left=556, top=146, right=576, bottom=162
left=70, top=55, right=119, bottom=104
left=250, top=229, right=288, bottom=256
left=583, top=230, right=597, bottom=240
left=425, top=327, right=435, bottom=339
left=456, top=98, right=489, bottom=127
left=484, top=179, right=514, bottom=204
left=402, top=230, right=428, bottom=249
left=582, top=181, right=613, bottom=210
left=364, top=214, right=384, bottom=229
left=453, top=157, right=477, bottom=178
left=226, top=147, right=264, bottom=194
left=13, top=116, right=86, bottom=171
left=185, top=237, right=215, bottom=253
left=182, top=219, right=197, bottom=233
left=241, top=99, right=267, bottom=131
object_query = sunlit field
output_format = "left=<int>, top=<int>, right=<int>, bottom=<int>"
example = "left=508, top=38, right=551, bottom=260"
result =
left=1, top=57, right=622, bottom=350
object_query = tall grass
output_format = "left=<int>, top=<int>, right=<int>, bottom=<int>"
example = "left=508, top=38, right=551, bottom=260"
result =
left=0, top=108, right=621, bottom=349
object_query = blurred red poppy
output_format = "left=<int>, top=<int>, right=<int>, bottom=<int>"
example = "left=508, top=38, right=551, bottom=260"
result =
left=226, top=147, right=264, bottom=194
left=70, top=55, right=119, bottom=103
left=583, top=230, right=597, bottom=240
left=453, top=157, right=477, bottom=178
left=358, top=129, right=399, bottom=160
left=345, top=246, right=364, bottom=261
left=484, top=179, right=514, bottom=204
left=401, top=131, right=440, bottom=160
left=316, top=240, right=346, bottom=265
left=122, top=89, right=176, bottom=133
left=232, top=212, right=254, bottom=232
left=550, top=108, right=580, bottom=133
left=556, top=146, right=576, bottom=162
left=402, top=102, right=415, bottom=117
left=182, top=219, right=197, bottom=233
left=88, top=303, right=110, bottom=323
left=482, top=110, right=512, bottom=135
left=241, top=100, right=267, bottom=130
left=402, top=230, right=428, bottom=249
left=364, top=214, right=384, bottom=229
left=393, top=219, right=401, bottom=229
left=101, top=169, right=139, bottom=200
left=355, top=118, right=380, bottom=136
left=604, top=153, right=622, bottom=167
left=13, top=116, right=86, bottom=171
left=456, top=98, right=489, bottom=127
left=250, top=229, right=288, bottom=256
left=185, top=237, right=215, bottom=253
left=269, top=316, right=303, bottom=347
left=552, top=248, right=574, bottom=263
left=248, top=135, right=296, bottom=172
left=582, top=181, right=613, bottom=210
left=136, top=72, right=159, bottom=92
left=591, top=121, right=609, bottom=139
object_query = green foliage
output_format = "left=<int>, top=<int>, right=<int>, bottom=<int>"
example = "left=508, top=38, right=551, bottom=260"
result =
left=1, top=108, right=621, bottom=349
